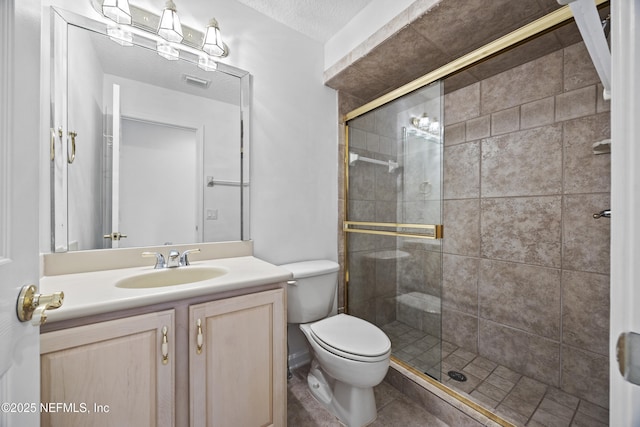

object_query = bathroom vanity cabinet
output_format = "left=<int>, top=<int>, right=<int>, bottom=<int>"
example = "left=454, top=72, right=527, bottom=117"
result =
left=189, top=289, right=286, bottom=426
left=41, top=310, right=175, bottom=426
left=40, top=287, right=286, bottom=427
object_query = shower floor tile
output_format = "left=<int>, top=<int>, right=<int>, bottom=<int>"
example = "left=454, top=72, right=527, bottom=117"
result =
left=382, top=320, right=610, bottom=427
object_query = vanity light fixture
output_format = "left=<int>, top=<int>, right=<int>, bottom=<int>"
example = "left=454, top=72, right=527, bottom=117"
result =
left=92, top=0, right=230, bottom=70
left=157, top=0, right=183, bottom=43
left=198, top=55, right=218, bottom=72
left=157, top=40, right=180, bottom=61
left=202, top=18, right=225, bottom=57
left=106, top=25, right=133, bottom=46
left=102, top=0, right=131, bottom=25
left=411, top=114, right=441, bottom=137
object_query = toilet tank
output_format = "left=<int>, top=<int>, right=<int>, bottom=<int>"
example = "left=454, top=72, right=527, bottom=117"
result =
left=280, top=260, right=340, bottom=323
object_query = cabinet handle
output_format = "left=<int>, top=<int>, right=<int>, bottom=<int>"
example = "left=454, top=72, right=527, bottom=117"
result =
left=161, top=326, right=169, bottom=365
left=196, top=318, right=203, bottom=355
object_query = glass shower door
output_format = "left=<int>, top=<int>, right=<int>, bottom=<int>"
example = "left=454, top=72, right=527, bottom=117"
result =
left=345, top=81, right=443, bottom=380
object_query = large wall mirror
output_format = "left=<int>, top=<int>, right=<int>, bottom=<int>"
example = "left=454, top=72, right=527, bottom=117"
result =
left=50, top=7, right=251, bottom=253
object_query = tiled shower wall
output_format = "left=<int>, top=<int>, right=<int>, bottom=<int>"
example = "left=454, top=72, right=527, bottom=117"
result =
left=442, top=41, right=610, bottom=408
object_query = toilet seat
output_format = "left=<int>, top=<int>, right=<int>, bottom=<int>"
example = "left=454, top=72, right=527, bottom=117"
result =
left=309, top=314, right=391, bottom=362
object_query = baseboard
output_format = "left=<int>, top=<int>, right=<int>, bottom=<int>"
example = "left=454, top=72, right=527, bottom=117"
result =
left=288, top=349, right=311, bottom=370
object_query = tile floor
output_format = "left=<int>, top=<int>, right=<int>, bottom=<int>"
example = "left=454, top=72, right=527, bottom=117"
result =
left=381, top=320, right=610, bottom=427
left=287, top=364, right=450, bottom=427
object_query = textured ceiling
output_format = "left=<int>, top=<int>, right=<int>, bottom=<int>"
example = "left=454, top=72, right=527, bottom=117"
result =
left=234, top=0, right=374, bottom=42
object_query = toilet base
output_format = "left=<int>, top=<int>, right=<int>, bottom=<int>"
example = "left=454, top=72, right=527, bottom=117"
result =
left=307, top=360, right=377, bottom=427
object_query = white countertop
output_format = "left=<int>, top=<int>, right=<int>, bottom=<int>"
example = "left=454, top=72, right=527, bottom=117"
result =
left=40, top=256, right=292, bottom=323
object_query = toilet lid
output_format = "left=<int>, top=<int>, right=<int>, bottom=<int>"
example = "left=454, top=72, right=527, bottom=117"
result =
left=309, top=314, right=390, bottom=362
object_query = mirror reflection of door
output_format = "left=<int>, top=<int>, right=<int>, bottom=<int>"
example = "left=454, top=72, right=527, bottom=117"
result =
left=117, top=118, right=198, bottom=248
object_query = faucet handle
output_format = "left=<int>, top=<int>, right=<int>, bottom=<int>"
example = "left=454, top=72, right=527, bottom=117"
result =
left=142, top=252, right=166, bottom=269
left=180, top=248, right=201, bottom=266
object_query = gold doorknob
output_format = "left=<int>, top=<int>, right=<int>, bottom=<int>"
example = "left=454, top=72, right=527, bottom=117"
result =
left=16, top=285, right=64, bottom=326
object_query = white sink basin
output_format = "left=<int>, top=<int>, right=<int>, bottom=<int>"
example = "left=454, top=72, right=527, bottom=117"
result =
left=115, top=266, right=228, bottom=289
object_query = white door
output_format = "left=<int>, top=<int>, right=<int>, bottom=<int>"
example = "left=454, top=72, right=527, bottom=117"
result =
left=610, top=0, right=640, bottom=425
left=0, top=0, right=42, bottom=425
left=118, top=118, right=198, bottom=248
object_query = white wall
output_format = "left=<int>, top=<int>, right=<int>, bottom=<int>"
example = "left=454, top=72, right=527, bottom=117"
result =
left=207, top=0, right=339, bottom=265
left=41, top=0, right=339, bottom=266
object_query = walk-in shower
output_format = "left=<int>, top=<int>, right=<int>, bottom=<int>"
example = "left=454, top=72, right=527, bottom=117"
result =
left=342, top=5, right=611, bottom=425
left=345, top=81, right=444, bottom=381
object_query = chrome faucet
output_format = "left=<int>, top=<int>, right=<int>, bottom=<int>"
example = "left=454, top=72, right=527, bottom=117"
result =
left=166, top=249, right=181, bottom=268
left=142, top=248, right=201, bottom=269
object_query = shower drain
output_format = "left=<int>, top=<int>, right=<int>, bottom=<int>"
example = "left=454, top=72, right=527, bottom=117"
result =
left=447, top=370, right=467, bottom=382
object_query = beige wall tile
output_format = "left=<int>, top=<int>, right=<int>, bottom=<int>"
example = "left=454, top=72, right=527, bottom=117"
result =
left=466, top=115, right=490, bottom=141
left=491, top=107, right=520, bottom=135
left=563, top=42, right=600, bottom=92
left=481, top=196, right=562, bottom=267
left=481, top=124, right=563, bottom=197
left=479, top=260, right=561, bottom=339
left=561, top=346, right=609, bottom=409
left=423, top=249, right=443, bottom=296
left=555, top=85, right=597, bottom=122
left=445, top=83, right=480, bottom=125
left=442, top=254, right=479, bottom=315
left=562, top=270, right=609, bottom=356
left=442, top=307, right=478, bottom=353
left=444, top=122, right=466, bottom=146
left=444, top=141, right=480, bottom=199
left=479, top=319, right=560, bottom=387
left=563, top=113, right=611, bottom=194
left=348, top=299, right=377, bottom=324
left=443, top=199, right=480, bottom=256
left=348, top=252, right=377, bottom=304
left=563, top=194, right=611, bottom=274
left=521, top=96, right=555, bottom=130
left=481, top=50, right=563, bottom=115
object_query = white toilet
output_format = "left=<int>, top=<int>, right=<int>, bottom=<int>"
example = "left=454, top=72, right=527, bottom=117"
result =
left=281, top=260, right=391, bottom=427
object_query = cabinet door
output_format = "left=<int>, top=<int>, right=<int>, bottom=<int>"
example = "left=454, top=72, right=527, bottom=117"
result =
left=40, top=310, right=175, bottom=427
left=189, top=289, right=286, bottom=427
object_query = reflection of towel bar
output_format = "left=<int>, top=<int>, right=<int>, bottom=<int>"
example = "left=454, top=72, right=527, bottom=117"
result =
left=348, top=152, right=398, bottom=173
left=206, top=177, right=249, bottom=187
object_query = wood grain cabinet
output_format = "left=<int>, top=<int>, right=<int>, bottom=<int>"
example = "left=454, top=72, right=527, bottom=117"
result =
left=40, top=287, right=286, bottom=427
left=189, top=288, right=286, bottom=427
left=40, top=310, right=175, bottom=427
